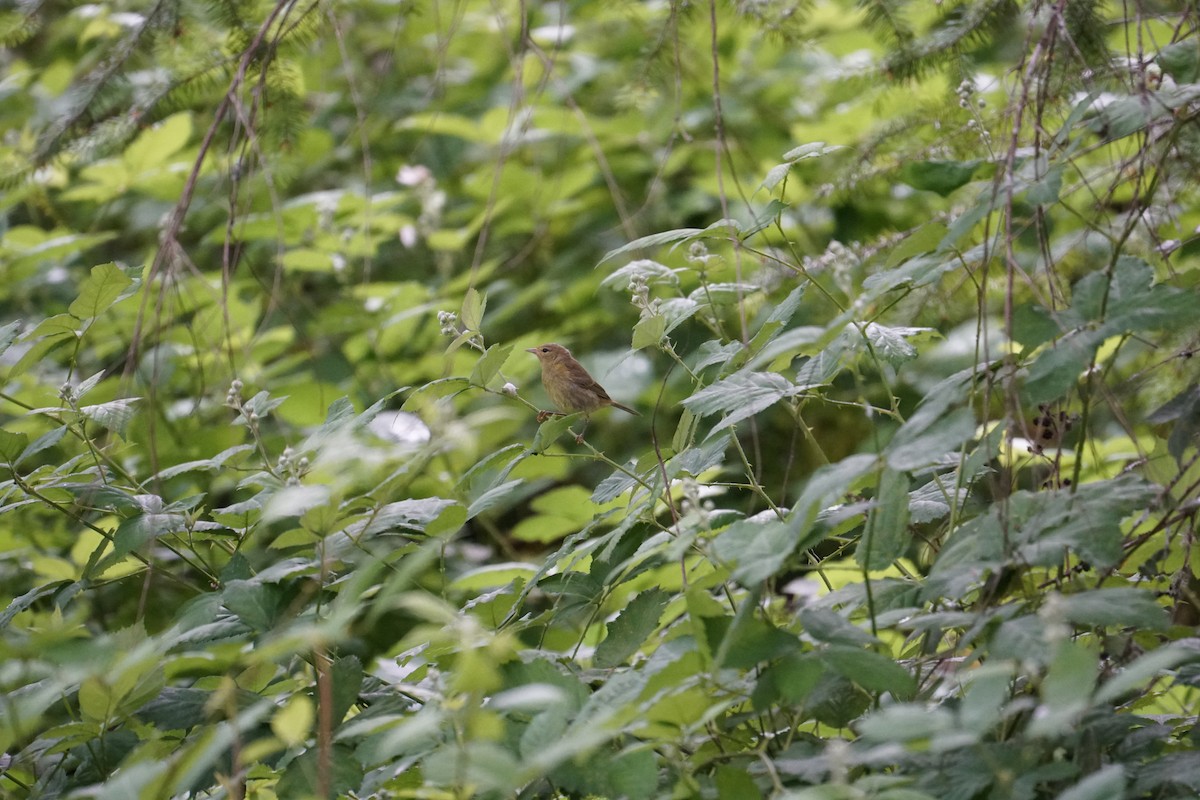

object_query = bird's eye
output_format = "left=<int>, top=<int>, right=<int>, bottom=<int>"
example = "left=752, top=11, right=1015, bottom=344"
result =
left=541, top=347, right=549, bottom=353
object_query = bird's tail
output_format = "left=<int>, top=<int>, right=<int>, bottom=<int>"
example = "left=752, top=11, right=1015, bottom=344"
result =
left=612, top=401, right=641, bottom=416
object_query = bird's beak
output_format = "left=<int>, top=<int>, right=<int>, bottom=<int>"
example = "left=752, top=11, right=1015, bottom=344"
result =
left=525, top=347, right=538, bottom=354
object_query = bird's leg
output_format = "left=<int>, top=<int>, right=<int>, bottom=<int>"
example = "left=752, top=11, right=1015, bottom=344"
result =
left=535, top=410, right=565, bottom=423
left=574, top=416, right=590, bottom=444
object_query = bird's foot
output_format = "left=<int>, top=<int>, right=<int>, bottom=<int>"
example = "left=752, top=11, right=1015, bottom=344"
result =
left=536, top=410, right=553, bottom=423
left=574, top=433, right=586, bottom=444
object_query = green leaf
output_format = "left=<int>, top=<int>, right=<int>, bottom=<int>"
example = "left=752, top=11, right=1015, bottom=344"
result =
left=531, top=412, right=578, bottom=451
left=0, top=320, right=21, bottom=358
left=599, top=227, right=706, bottom=264
left=1095, top=641, right=1200, bottom=703
left=705, top=615, right=801, bottom=669
left=123, top=112, right=191, bottom=170
left=766, top=653, right=824, bottom=703
left=78, top=676, right=112, bottom=722
left=1056, top=765, right=1126, bottom=800
left=715, top=765, right=763, bottom=800
left=886, top=223, right=949, bottom=267
left=80, top=398, right=139, bottom=437
left=469, top=343, right=512, bottom=387
left=600, top=259, right=682, bottom=288
left=858, top=467, right=911, bottom=570
left=1148, top=385, right=1200, bottom=464
left=822, top=645, right=917, bottom=698
left=858, top=703, right=955, bottom=742
left=461, top=287, right=485, bottom=332
left=799, top=607, right=880, bottom=646
left=1051, top=588, right=1168, bottom=631
left=18, top=425, right=68, bottom=463
left=886, top=404, right=976, bottom=472
left=863, top=323, right=929, bottom=365
left=631, top=314, right=666, bottom=350
left=275, top=743, right=364, bottom=799
left=761, top=142, right=844, bottom=191
left=1158, top=40, right=1200, bottom=82
left=595, top=589, right=670, bottom=668
left=712, top=518, right=796, bottom=586
left=682, top=371, right=804, bottom=435
left=330, top=655, right=363, bottom=727
left=1022, top=329, right=1105, bottom=404
left=899, top=159, right=981, bottom=196
left=222, top=580, right=282, bottom=631
left=0, top=428, right=30, bottom=465
left=69, top=262, right=135, bottom=319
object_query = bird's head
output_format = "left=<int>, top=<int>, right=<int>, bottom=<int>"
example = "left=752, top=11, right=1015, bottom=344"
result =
left=526, top=343, right=572, bottom=364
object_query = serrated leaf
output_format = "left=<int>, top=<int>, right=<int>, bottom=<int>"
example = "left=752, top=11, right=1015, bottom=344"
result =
left=1022, top=329, right=1105, bottom=404
left=271, top=695, right=314, bottom=746
left=712, top=518, right=796, bottom=585
left=0, top=320, right=21, bottom=358
left=222, top=580, right=282, bottom=631
left=275, top=744, right=364, bottom=799
left=330, top=655, right=363, bottom=726
left=599, top=259, right=681, bottom=288
left=682, top=371, right=804, bottom=435
left=858, top=468, right=910, bottom=570
left=594, top=589, right=670, bottom=668
left=599, top=227, right=705, bottom=264
left=886, top=404, right=976, bottom=471
left=631, top=314, right=666, bottom=350
left=0, top=429, right=30, bottom=465
left=69, top=263, right=134, bottom=319
left=18, top=425, right=68, bottom=463
left=863, top=322, right=928, bottom=364
left=1158, top=40, right=1200, bottom=82
left=531, top=412, right=578, bottom=451
left=469, top=343, right=512, bottom=387
left=80, top=398, right=139, bottom=437
left=238, top=391, right=286, bottom=422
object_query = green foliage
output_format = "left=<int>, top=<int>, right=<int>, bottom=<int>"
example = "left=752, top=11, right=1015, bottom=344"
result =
left=2, top=1, right=1200, bottom=798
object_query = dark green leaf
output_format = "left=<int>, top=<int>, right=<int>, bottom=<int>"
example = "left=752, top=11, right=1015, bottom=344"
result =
left=1053, top=588, right=1169, bottom=631
left=276, top=744, right=364, bottom=799
left=887, top=404, right=976, bottom=471
left=899, top=159, right=981, bottom=196
left=822, top=645, right=917, bottom=698
left=1158, top=40, right=1200, bottom=82
left=594, top=589, right=670, bottom=668
left=1057, top=765, right=1126, bottom=800
left=799, top=607, right=880, bottom=646
left=222, top=580, right=283, bottom=631
left=330, top=655, right=363, bottom=728
left=858, top=468, right=911, bottom=570
left=712, top=518, right=796, bottom=586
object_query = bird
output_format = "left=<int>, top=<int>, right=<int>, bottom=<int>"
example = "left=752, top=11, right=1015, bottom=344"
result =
left=526, top=343, right=639, bottom=442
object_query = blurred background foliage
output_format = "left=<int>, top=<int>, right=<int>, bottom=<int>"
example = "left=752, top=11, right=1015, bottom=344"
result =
left=2, top=0, right=1200, bottom=797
